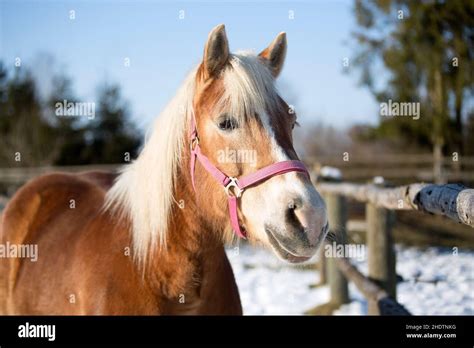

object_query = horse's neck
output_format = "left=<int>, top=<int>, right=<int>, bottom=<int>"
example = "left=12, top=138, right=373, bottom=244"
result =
left=146, top=160, right=224, bottom=301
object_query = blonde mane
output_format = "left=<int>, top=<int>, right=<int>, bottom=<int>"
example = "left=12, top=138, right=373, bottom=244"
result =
left=105, top=51, right=281, bottom=263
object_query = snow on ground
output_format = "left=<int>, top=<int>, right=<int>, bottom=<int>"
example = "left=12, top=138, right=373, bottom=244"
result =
left=226, top=244, right=474, bottom=315
left=226, top=244, right=329, bottom=315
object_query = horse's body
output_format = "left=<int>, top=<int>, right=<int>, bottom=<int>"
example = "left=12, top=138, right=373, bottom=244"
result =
left=0, top=25, right=327, bottom=315
left=0, top=171, right=241, bottom=314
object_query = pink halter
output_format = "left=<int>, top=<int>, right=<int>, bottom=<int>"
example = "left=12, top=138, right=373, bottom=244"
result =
left=189, top=112, right=309, bottom=238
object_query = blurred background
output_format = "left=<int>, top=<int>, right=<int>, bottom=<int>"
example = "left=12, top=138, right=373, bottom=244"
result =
left=0, top=0, right=473, bottom=315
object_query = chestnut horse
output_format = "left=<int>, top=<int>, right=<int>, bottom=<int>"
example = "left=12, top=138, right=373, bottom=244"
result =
left=0, top=25, right=328, bottom=315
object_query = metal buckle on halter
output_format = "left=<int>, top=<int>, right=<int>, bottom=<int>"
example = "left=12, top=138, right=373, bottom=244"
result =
left=224, top=177, right=243, bottom=198
left=190, top=135, right=199, bottom=151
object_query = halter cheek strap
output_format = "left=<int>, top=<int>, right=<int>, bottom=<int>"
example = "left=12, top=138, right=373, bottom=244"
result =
left=189, top=113, right=309, bottom=238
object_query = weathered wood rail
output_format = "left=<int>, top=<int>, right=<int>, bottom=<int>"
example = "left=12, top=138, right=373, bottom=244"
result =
left=309, top=155, right=474, bottom=182
left=312, top=181, right=473, bottom=315
left=0, top=165, right=119, bottom=185
left=318, top=182, right=474, bottom=227
left=335, top=257, right=410, bottom=315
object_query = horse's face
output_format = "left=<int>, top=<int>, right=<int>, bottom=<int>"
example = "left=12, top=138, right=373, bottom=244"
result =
left=193, top=25, right=328, bottom=263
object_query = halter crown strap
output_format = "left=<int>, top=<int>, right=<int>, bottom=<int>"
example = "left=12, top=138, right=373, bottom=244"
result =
left=189, top=112, right=309, bottom=238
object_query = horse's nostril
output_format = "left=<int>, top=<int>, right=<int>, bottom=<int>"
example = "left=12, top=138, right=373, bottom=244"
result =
left=286, top=197, right=304, bottom=227
left=287, top=197, right=302, bottom=211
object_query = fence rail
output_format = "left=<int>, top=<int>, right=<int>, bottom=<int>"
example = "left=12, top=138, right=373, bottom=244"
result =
left=0, top=165, right=120, bottom=184
left=313, top=180, right=474, bottom=315
left=308, top=154, right=474, bottom=166
left=2, top=158, right=474, bottom=184
left=317, top=182, right=474, bottom=227
left=307, top=155, right=474, bottom=182
left=335, top=257, right=411, bottom=315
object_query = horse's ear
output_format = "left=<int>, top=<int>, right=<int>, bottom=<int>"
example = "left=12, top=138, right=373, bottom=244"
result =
left=202, top=24, right=230, bottom=79
left=259, top=32, right=287, bottom=78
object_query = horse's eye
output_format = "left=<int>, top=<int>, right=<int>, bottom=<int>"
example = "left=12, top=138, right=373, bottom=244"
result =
left=218, top=117, right=238, bottom=131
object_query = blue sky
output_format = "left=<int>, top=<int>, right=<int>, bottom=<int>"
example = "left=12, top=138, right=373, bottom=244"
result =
left=0, top=0, right=378, bottom=130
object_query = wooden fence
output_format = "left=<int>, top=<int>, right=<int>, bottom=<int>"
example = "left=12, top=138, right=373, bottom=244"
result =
left=1, top=164, right=473, bottom=315
left=0, top=165, right=119, bottom=185
left=313, top=180, right=474, bottom=315
left=2, top=156, right=474, bottom=184
left=308, top=155, right=474, bottom=183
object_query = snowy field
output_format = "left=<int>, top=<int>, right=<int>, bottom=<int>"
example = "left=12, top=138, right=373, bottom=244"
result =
left=226, top=244, right=474, bottom=315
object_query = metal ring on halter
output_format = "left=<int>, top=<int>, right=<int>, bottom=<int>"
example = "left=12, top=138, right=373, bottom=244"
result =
left=190, top=136, right=199, bottom=151
left=224, top=177, right=243, bottom=198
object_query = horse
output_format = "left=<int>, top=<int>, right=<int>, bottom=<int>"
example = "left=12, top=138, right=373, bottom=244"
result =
left=0, top=24, right=328, bottom=315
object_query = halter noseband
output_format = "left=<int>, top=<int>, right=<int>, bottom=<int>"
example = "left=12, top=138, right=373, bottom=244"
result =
left=189, top=112, right=309, bottom=238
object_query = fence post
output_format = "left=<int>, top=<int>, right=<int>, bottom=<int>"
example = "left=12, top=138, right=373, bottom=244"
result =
left=318, top=245, right=327, bottom=285
left=433, top=141, right=445, bottom=184
left=366, top=203, right=396, bottom=314
left=325, top=193, right=349, bottom=306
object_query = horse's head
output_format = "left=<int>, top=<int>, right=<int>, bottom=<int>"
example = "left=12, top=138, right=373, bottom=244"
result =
left=191, top=25, right=328, bottom=263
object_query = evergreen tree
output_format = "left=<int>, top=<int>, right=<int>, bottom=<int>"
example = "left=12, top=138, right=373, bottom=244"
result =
left=80, top=83, right=141, bottom=164
left=0, top=67, right=58, bottom=166
left=0, top=61, right=142, bottom=167
left=351, top=0, right=474, bottom=179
